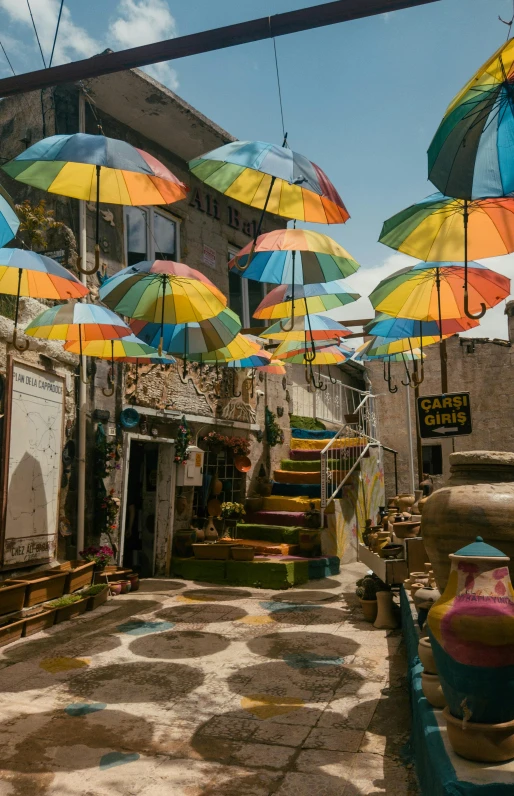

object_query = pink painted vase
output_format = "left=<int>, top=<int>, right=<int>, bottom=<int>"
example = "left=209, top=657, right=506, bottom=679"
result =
left=427, top=536, right=514, bottom=724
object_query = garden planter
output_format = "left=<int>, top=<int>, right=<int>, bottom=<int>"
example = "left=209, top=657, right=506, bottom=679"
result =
left=173, top=529, right=196, bottom=558
left=0, top=581, right=26, bottom=615
left=86, top=586, right=109, bottom=611
left=358, top=598, right=378, bottom=623
left=245, top=497, right=263, bottom=513
left=53, top=598, right=88, bottom=624
left=8, top=571, right=67, bottom=607
left=0, top=618, right=25, bottom=647
left=231, top=546, right=255, bottom=561
left=421, top=672, right=447, bottom=708
left=443, top=708, right=514, bottom=763
left=59, top=560, right=95, bottom=593
left=418, top=637, right=437, bottom=674
left=192, top=543, right=231, bottom=560
left=422, top=451, right=514, bottom=589
left=23, top=607, right=56, bottom=636
left=427, top=536, right=514, bottom=725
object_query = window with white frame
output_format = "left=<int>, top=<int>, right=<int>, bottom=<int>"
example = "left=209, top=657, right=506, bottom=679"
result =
left=228, top=246, right=266, bottom=327
left=124, top=206, right=180, bottom=266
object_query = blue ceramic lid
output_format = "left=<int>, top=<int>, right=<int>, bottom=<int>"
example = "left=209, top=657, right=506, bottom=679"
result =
left=454, top=536, right=507, bottom=558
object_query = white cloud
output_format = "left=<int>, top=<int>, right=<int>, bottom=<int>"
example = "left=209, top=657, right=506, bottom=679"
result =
left=109, top=0, right=179, bottom=90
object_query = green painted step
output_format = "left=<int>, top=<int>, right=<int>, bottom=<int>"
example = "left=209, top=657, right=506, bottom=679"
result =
left=237, top=524, right=303, bottom=544
left=280, top=458, right=341, bottom=472
left=172, top=557, right=309, bottom=589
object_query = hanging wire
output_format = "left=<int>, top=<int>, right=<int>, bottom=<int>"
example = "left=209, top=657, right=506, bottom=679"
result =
left=269, top=17, right=286, bottom=142
left=26, top=0, right=47, bottom=68
left=499, top=0, right=514, bottom=40
left=49, top=0, right=65, bottom=68
left=0, top=40, right=15, bottom=75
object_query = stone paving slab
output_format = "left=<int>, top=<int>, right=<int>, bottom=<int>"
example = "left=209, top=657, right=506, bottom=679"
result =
left=0, top=567, right=418, bottom=796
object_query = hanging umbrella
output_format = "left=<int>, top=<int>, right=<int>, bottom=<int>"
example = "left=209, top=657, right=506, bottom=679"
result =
left=427, top=38, right=514, bottom=200
left=99, top=260, right=227, bottom=354
left=187, top=334, right=261, bottom=364
left=189, top=141, right=348, bottom=225
left=130, top=308, right=241, bottom=359
left=358, top=333, right=451, bottom=358
left=273, top=337, right=339, bottom=359
left=3, top=134, right=188, bottom=274
left=365, top=312, right=479, bottom=338
left=226, top=351, right=272, bottom=368
left=0, top=248, right=89, bottom=351
left=261, top=315, right=352, bottom=342
left=253, top=279, right=360, bottom=320
left=284, top=346, right=347, bottom=365
left=352, top=343, right=424, bottom=393
left=257, top=359, right=286, bottom=375
left=0, top=185, right=19, bottom=247
left=379, top=192, right=514, bottom=318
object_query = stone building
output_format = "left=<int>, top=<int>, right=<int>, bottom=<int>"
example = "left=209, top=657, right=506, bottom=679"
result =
left=0, top=66, right=364, bottom=577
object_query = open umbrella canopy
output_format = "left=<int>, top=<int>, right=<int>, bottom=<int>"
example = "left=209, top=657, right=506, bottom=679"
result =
left=353, top=344, right=424, bottom=362
left=257, top=359, right=286, bottom=375
left=428, top=38, right=514, bottom=199
left=189, top=141, right=348, bottom=224
left=64, top=333, right=158, bottom=358
left=226, top=350, right=272, bottom=368
left=116, top=354, right=176, bottom=364
left=369, top=261, right=510, bottom=321
left=130, top=308, right=241, bottom=354
left=358, top=333, right=451, bottom=358
left=25, top=303, right=130, bottom=341
left=99, top=260, right=227, bottom=324
left=229, top=229, right=359, bottom=283
left=365, top=312, right=479, bottom=338
left=0, top=248, right=88, bottom=299
left=260, top=314, right=352, bottom=342
left=282, top=345, right=347, bottom=366
left=380, top=193, right=514, bottom=261
left=253, top=279, right=360, bottom=320
left=0, top=185, right=19, bottom=247
left=273, top=337, right=339, bottom=359
left=187, top=334, right=261, bottom=363
left=3, top=134, right=188, bottom=206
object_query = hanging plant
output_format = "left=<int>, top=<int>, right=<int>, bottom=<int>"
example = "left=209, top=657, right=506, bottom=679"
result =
left=174, top=416, right=192, bottom=464
left=93, top=423, right=121, bottom=550
left=201, top=431, right=250, bottom=456
left=265, top=408, right=284, bottom=447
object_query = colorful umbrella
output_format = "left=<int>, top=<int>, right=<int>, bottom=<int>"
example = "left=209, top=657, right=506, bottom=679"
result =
left=187, top=334, right=261, bottom=364
left=260, top=315, right=352, bottom=342
left=226, top=351, right=272, bottom=368
left=257, top=359, right=286, bottom=375
left=427, top=38, right=514, bottom=200
left=130, top=308, right=241, bottom=356
left=0, top=248, right=89, bottom=350
left=0, top=185, right=19, bottom=247
left=369, top=261, right=510, bottom=326
left=379, top=192, right=514, bottom=318
left=3, top=134, right=188, bottom=273
left=229, top=229, right=359, bottom=283
left=253, top=279, right=360, bottom=320
left=284, top=346, right=347, bottom=365
left=365, top=312, right=479, bottom=338
left=189, top=141, right=348, bottom=225
left=273, top=337, right=339, bottom=359
left=352, top=343, right=424, bottom=393
left=99, top=260, right=227, bottom=354
left=358, top=334, right=451, bottom=358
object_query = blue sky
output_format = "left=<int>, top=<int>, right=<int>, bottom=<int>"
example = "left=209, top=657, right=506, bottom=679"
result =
left=0, top=0, right=513, bottom=336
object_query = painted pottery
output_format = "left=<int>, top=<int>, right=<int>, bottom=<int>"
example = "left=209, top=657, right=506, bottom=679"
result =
left=118, top=580, right=132, bottom=594
left=371, top=531, right=390, bottom=554
left=418, top=637, right=437, bottom=674
left=359, top=598, right=378, bottom=623
left=422, top=451, right=514, bottom=589
left=397, top=493, right=415, bottom=513
left=427, top=536, right=514, bottom=724
left=109, top=583, right=123, bottom=595
left=421, top=672, right=447, bottom=708
left=173, top=529, right=196, bottom=557
left=412, top=583, right=441, bottom=611
left=204, top=518, right=219, bottom=542
left=127, top=573, right=140, bottom=592
left=443, top=708, right=514, bottom=763
left=374, top=590, right=398, bottom=629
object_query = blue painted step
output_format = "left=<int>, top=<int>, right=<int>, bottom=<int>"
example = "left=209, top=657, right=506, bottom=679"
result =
left=291, top=428, right=338, bottom=440
left=308, top=556, right=340, bottom=579
left=271, top=482, right=321, bottom=498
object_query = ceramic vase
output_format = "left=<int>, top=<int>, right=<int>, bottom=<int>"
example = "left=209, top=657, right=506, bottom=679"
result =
left=427, top=536, right=514, bottom=724
left=397, top=493, right=415, bottom=513
left=371, top=530, right=390, bottom=554
left=374, top=590, right=398, bottom=629
left=422, top=451, right=514, bottom=589
left=359, top=598, right=378, bottom=623
left=204, top=518, right=219, bottom=542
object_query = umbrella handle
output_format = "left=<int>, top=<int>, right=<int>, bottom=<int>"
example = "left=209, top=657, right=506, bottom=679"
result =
left=400, top=354, right=412, bottom=387
left=77, top=253, right=100, bottom=275
left=102, top=380, right=115, bottom=397
left=102, top=359, right=115, bottom=397
left=464, top=290, right=486, bottom=320
left=12, top=327, right=29, bottom=352
left=411, top=363, right=425, bottom=388
left=279, top=250, right=296, bottom=332
left=385, top=359, right=398, bottom=394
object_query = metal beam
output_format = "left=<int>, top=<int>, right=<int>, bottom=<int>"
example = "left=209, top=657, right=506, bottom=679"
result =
left=0, top=0, right=440, bottom=98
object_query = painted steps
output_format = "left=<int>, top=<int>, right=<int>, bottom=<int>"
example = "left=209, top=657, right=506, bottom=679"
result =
left=280, top=458, right=343, bottom=472
left=230, top=538, right=300, bottom=556
left=291, top=427, right=338, bottom=440
left=272, top=482, right=321, bottom=498
left=260, top=495, right=335, bottom=513
left=245, top=510, right=320, bottom=528
left=273, top=469, right=349, bottom=484
left=237, top=524, right=303, bottom=544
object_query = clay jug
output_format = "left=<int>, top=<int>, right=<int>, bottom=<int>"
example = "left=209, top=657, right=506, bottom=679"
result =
left=374, top=590, right=398, bottom=629
left=211, top=472, right=223, bottom=496
left=371, top=530, right=390, bottom=554
left=422, top=451, right=514, bottom=589
left=397, top=493, right=415, bottom=513
left=204, top=518, right=219, bottom=542
left=427, top=536, right=514, bottom=725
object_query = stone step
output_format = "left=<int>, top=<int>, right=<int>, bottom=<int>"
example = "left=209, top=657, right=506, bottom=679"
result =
left=280, top=458, right=342, bottom=472
left=273, top=469, right=348, bottom=484
left=289, top=446, right=369, bottom=460
left=291, top=437, right=367, bottom=451
left=245, top=511, right=318, bottom=528
left=291, top=427, right=338, bottom=440
left=230, top=538, right=300, bottom=556
left=271, top=482, right=321, bottom=498
left=261, top=496, right=335, bottom=514
left=237, top=524, right=303, bottom=544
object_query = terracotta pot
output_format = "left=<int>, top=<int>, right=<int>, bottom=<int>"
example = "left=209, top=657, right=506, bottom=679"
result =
left=110, top=582, right=123, bottom=596
left=246, top=496, right=264, bottom=513
left=418, top=495, right=429, bottom=515
left=427, top=536, right=514, bottom=724
left=410, top=583, right=424, bottom=599
left=422, top=451, right=514, bottom=590
left=211, top=477, right=223, bottom=496
left=127, top=573, right=140, bottom=592
left=388, top=497, right=399, bottom=509
left=379, top=544, right=403, bottom=559
left=393, top=521, right=420, bottom=540
left=443, top=707, right=514, bottom=763
left=204, top=518, right=219, bottom=542
left=421, top=672, right=447, bottom=708
left=371, top=531, right=390, bottom=554
left=412, top=583, right=441, bottom=610
left=374, top=590, right=398, bottom=629
left=359, top=598, right=378, bottom=623
left=418, top=637, right=437, bottom=674
left=410, top=489, right=423, bottom=515
left=397, top=493, right=415, bottom=513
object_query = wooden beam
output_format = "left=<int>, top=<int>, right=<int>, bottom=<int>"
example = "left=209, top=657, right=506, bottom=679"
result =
left=0, top=0, right=440, bottom=98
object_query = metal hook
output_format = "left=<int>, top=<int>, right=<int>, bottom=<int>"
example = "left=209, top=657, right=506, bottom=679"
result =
left=385, top=358, right=398, bottom=394
left=102, top=349, right=115, bottom=397
left=400, top=354, right=412, bottom=387
left=411, top=362, right=425, bottom=388
left=102, top=377, right=115, bottom=397
left=464, top=290, right=486, bottom=320
left=327, top=365, right=337, bottom=385
left=309, top=363, right=326, bottom=391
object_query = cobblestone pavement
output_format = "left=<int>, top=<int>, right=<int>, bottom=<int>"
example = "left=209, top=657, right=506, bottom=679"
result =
left=0, top=563, right=418, bottom=795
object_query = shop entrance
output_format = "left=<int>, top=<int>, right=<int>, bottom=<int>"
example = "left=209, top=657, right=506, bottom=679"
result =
left=120, top=437, right=175, bottom=577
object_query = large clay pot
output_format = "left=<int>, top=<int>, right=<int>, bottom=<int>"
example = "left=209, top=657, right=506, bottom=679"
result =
left=443, top=708, right=514, bottom=763
left=359, top=598, right=378, bottom=623
left=374, top=590, right=398, bottom=629
left=397, top=493, right=415, bottom=513
left=421, top=672, right=447, bottom=708
left=204, top=518, right=219, bottom=542
left=418, top=637, right=437, bottom=674
left=427, top=536, right=514, bottom=725
left=422, top=451, right=514, bottom=589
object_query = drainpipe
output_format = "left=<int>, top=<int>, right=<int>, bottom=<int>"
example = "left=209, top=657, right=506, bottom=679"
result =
left=77, top=91, right=87, bottom=555
left=405, top=385, right=415, bottom=495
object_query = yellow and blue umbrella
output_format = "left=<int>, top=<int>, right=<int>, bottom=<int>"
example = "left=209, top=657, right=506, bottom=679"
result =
left=0, top=185, right=19, bottom=247
left=130, top=308, right=241, bottom=355
left=365, top=312, right=478, bottom=339
left=253, top=279, right=360, bottom=320
left=261, top=314, right=351, bottom=342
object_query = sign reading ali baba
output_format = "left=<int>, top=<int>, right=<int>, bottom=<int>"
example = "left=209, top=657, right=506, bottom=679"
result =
left=417, top=392, right=472, bottom=440
left=189, top=187, right=260, bottom=238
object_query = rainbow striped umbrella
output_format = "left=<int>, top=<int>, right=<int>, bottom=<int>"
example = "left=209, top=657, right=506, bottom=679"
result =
left=226, top=352, right=272, bottom=368
left=358, top=334, right=451, bottom=358
left=261, top=314, right=351, bottom=342
left=0, top=185, right=19, bottom=247
left=253, top=279, right=359, bottom=320
left=230, top=229, right=359, bottom=284
left=64, top=333, right=158, bottom=358
left=365, top=312, right=478, bottom=339
left=273, top=337, right=339, bottom=359
left=428, top=39, right=514, bottom=199
left=257, top=359, right=286, bottom=375
left=187, top=334, right=261, bottom=364
left=3, top=134, right=188, bottom=273
left=189, top=141, right=348, bottom=224
left=130, top=308, right=241, bottom=355
left=25, top=303, right=130, bottom=342
left=283, top=346, right=347, bottom=366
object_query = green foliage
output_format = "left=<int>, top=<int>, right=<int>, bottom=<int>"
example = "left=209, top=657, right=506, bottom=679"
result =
left=82, top=584, right=108, bottom=597
left=265, top=408, right=284, bottom=447
left=48, top=594, right=83, bottom=608
left=289, top=415, right=326, bottom=431
left=174, top=416, right=192, bottom=464
left=355, top=573, right=388, bottom=600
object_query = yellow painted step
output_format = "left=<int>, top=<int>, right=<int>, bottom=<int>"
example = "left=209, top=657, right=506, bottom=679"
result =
left=273, top=469, right=348, bottom=484
left=291, top=437, right=365, bottom=451
left=261, top=496, right=335, bottom=514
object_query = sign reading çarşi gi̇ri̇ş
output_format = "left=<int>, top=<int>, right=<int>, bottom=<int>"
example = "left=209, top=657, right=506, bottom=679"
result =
left=2, top=362, right=65, bottom=567
left=416, top=392, right=472, bottom=440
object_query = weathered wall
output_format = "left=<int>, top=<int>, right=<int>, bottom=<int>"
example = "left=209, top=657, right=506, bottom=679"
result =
left=368, top=335, right=514, bottom=497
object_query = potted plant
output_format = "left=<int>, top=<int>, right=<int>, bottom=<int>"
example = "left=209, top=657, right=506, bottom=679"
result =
left=355, top=573, right=385, bottom=622
left=83, top=583, right=110, bottom=611
left=54, top=560, right=95, bottom=593
left=7, top=570, right=67, bottom=607
left=0, top=581, right=26, bottom=616
left=79, top=545, right=114, bottom=573
left=49, top=593, right=88, bottom=624
left=0, top=616, right=25, bottom=647
left=220, top=501, right=245, bottom=534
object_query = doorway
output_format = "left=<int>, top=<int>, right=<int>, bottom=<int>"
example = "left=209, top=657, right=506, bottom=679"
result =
left=123, top=441, right=159, bottom=577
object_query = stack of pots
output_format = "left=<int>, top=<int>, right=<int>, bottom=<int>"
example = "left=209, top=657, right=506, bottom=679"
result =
left=419, top=636, right=446, bottom=709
